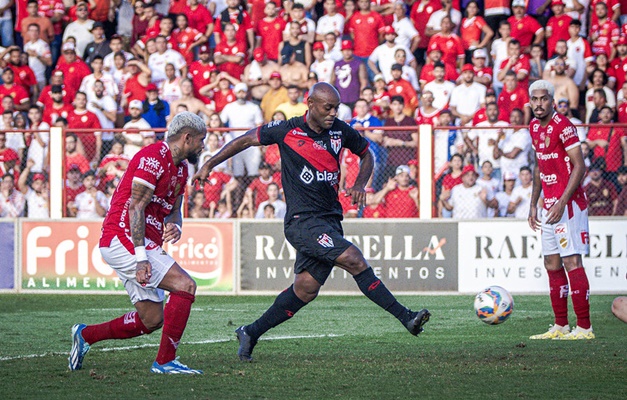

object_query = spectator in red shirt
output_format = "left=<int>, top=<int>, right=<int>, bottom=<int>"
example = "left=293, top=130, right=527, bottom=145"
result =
left=427, top=15, right=464, bottom=71
left=414, top=90, right=441, bottom=125
left=54, top=41, right=91, bottom=99
left=497, top=39, right=530, bottom=92
left=590, top=1, right=620, bottom=59
left=183, top=0, right=214, bottom=39
left=347, top=0, right=384, bottom=73
left=419, top=42, right=459, bottom=88
left=202, top=169, right=238, bottom=209
left=255, top=2, right=287, bottom=62
left=497, top=70, right=531, bottom=123
left=214, top=23, right=247, bottom=80
left=388, top=64, right=418, bottom=116
left=65, top=133, right=90, bottom=174
left=245, top=162, right=282, bottom=210
left=67, top=91, right=102, bottom=164
left=0, top=132, right=20, bottom=180
left=42, top=84, right=74, bottom=125
left=610, top=36, right=627, bottom=90
left=3, top=46, right=37, bottom=98
left=64, top=163, right=85, bottom=216
left=214, top=0, right=255, bottom=58
left=586, top=105, right=626, bottom=176
left=188, top=45, right=217, bottom=103
left=508, top=0, right=544, bottom=53
left=460, top=1, right=494, bottom=64
left=173, top=14, right=206, bottom=66
left=0, top=67, right=30, bottom=112
left=409, top=0, right=442, bottom=65
left=371, top=164, right=419, bottom=218
left=545, top=0, right=572, bottom=59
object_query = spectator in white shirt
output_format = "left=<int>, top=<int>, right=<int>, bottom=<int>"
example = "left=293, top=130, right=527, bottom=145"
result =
left=18, top=160, right=49, bottom=218
left=310, top=41, right=335, bottom=83
left=315, top=0, right=345, bottom=40
left=148, top=35, right=187, bottom=86
left=392, top=2, right=420, bottom=52
left=122, top=99, right=153, bottom=158
left=73, top=170, right=107, bottom=219
left=103, top=34, right=133, bottom=74
left=426, top=0, right=462, bottom=36
left=25, top=106, right=50, bottom=173
left=368, top=25, right=416, bottom=84
left=449, top=64, right=486, bottom=125
left=507, top=166, right=533, bottom=219
left=495, top=171, right=517, bottom=217
left=23, top=23, right=52, bottom=90
left=62, top=3, right=94, bottom=57
left=465, top=102, right=508, bottom=181
left=441, top=164, right=497, bottom=219
left=493, top=107, right=532, bottom=179
left=0, top=174, right=25, bottom=217
left=220, top=83, right=264, bottom=178
left=423, top=62, right=456, bottom=110
left=255, top=182, right=287, bottom=219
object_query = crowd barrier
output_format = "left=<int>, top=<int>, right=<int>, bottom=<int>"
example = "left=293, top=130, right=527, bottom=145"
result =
left=1, top=218, right=624, bottom=295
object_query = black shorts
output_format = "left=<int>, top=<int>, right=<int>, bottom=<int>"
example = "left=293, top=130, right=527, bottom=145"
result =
left=284, top=214, right=353, bottom=285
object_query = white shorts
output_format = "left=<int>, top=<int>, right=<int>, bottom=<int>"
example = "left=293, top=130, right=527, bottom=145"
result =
left=540, top=201, right=590, bottom=257
left=232, top=147, right=261, bottom=177
left=100, top=236, right=176, bottom=304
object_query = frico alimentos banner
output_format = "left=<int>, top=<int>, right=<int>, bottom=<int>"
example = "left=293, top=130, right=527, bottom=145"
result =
left=21, top=220, right=234, bottom=293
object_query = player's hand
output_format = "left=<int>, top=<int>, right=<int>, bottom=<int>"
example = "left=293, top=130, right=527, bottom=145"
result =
left=528, top=205, right=540, bottom=231
left=346, top=186, right=366, bottom=207
left=545, top=199, right=565, bottom=225
left=162, top=222, right=182, bottom=244
left=136, top=260, right=152, bottom=286
left=192, top=163, right=212, bottom=187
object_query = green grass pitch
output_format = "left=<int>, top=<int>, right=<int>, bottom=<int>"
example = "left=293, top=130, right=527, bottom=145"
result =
left=0, top=294, right=625, bottom=399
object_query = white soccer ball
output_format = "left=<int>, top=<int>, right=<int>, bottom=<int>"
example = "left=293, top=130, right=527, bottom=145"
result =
left=474, top=285, right=514, bottom=325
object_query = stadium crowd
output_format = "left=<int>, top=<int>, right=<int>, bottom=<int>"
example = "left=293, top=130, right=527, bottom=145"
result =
left=0, top=0, right=627, bottom=219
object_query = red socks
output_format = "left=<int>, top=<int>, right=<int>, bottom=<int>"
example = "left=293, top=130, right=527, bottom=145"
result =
left=81, top=311, right=149, bottom=345
left=568, top=267, right=591, bottom=329
left=547, top=269, right=569, bottom=327
left=155, top=291, right=195, bottom=365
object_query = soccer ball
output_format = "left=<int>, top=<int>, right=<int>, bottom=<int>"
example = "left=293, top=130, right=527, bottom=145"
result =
left=474, top=286, right=514, bottom=325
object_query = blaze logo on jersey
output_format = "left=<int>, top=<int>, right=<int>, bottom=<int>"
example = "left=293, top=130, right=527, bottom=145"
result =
left=300, top=165, right=314, bottom=184
left=139, top=156, right=164, bottom=178
left=317, top=233, right=334, bottom=248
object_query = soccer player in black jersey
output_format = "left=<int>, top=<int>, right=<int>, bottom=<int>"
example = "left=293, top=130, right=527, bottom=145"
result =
left=194, top=82, right=430, bottom=362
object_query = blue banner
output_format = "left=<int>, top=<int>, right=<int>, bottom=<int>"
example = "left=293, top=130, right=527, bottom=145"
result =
left=0, top=221, right=15, bottom=289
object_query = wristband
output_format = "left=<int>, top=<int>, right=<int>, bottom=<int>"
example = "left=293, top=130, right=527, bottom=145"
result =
left=135, top=246, right=148, bottom=262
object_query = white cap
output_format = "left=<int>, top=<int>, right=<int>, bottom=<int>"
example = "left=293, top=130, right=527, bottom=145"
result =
left=373, top=74, right=385, bottom=82
left=234, top=82, right=248, bottom=93
left=503, top=171, right=517, bottom=181
left=512, top=0, right=526, bottom=7
left=395, top=165, right=410, bottom=175
left=62, top=42, right=75, bottom=52
left=473, top=48, right=488, bottom=58
left=129, top=99, right=143, bottom=109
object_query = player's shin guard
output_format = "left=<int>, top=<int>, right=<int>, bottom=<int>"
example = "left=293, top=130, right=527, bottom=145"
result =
left=155, top=291, right=195, bottom=365
left=354, top=267, right=410, bottom=324
left=548, top=268, right=569, bottom=327
left=246, top=285, right=307, bottom=340
left=567, top=267, right=591, bottom=329
left=81, top=311, right=150, bottom=345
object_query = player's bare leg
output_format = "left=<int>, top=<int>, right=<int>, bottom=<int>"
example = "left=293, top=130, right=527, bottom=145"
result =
left=335, top=245, right=430, bottom=336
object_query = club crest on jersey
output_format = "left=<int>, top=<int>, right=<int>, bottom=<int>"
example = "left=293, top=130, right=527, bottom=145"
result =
left=329, top=131, right=342, bottom=154
left=317, top=233, right=334, bottom=248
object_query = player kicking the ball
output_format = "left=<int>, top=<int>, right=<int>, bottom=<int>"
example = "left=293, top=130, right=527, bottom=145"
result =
left=527, top=80, right=594, bottom=340
left=68, top=112, right=207, bottom=373
left=193, top=82, right=430, bottom=362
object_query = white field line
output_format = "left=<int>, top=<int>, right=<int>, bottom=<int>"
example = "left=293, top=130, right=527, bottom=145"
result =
left=0, top=333, right=344, bottom=362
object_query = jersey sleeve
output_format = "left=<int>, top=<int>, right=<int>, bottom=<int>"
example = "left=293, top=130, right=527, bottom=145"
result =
left=342, top=123, right=370, bottom=157
left=558, top=120, right=580, bottom=151
left=132, top=149, right=166, bottom=190
left=257, top=120, right=289, bottom=146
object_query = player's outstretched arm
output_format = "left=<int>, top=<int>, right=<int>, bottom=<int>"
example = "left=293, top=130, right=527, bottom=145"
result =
left=192, top=128, right=262, bottom=185
left=130, top=181, right=155, bottom=286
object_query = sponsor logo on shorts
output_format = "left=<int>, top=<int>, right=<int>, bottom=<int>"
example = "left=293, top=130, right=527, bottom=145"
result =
left=554, top=224, right=567, bottom=235
left=559, top=237, right=568, bottom=248
left=581, top=231, right=589, bottom=245
left=317, top=233, right=334, bottom=248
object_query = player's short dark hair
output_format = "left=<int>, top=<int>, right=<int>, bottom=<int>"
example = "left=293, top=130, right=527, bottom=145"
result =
left=390, top=95, right=404, bottom=105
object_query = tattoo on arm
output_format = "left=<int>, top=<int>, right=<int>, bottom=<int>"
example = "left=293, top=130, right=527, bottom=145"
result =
left=130, top=182, right=155, bottom=247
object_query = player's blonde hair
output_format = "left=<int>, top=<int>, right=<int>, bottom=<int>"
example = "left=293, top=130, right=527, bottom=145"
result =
left=167, top=112, right=206, bottom=139
left=528, top=80, right=555, bottom=98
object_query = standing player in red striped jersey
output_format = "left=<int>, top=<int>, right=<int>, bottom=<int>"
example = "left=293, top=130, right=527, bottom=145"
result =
left=68, top=112, right=207, bottom=374
left=527, top=80, right=594, bottom=340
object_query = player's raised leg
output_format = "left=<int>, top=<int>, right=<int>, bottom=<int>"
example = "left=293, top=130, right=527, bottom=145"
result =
left=335, top=245, right=430, bottom=335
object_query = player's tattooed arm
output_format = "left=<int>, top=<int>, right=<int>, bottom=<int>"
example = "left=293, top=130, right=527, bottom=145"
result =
left=129, top=181, right=155, bottom=248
